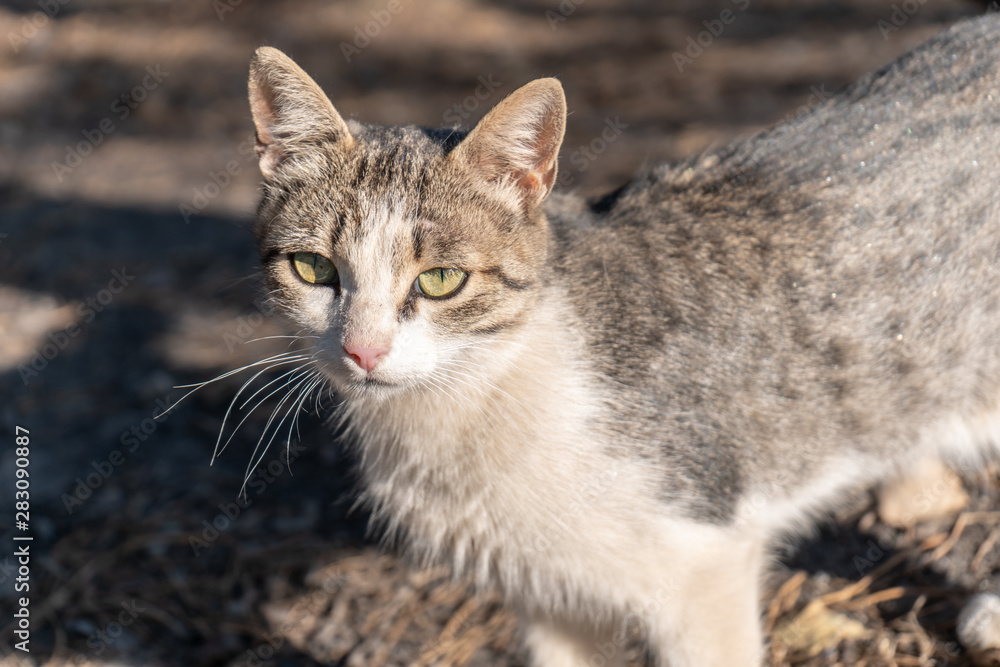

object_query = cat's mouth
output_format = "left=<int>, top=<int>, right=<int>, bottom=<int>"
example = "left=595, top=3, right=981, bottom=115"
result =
left=357, top=375, right=396, bottom=388
left=325, top=367, right=407, bottom=400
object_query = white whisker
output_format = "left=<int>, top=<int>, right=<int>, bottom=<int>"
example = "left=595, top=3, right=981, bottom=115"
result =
left=432, top=368, right=504, bottom=430
left=157, top=351, right=308, bottom=419
left=242, top=334, right=319, bottom=344
left=241, top=371, right=317, bottom=492
left=285, top=372, right=326, bottom=461
left=215, top=364, right=317, bottom=463
left=435, top=360, right=529, bottom=411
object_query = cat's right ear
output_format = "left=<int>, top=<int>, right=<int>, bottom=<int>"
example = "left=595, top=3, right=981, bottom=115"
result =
left=248, top=47, right=353, bottom=179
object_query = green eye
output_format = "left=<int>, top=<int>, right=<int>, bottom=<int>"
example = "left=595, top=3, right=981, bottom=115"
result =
left=416, top=268, right=467, bottom=298
left=292, top=252, right=338, bottom=285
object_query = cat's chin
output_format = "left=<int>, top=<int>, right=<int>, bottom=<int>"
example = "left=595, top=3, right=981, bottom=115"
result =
left=329, top=373, right=409, bottom=402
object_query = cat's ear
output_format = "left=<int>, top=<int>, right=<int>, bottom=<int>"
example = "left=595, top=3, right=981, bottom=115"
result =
left=452, top=78, right=566, bottom=210
left=248, top=46, right=354, bottom=179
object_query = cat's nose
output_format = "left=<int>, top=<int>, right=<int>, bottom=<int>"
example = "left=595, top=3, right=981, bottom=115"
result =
left=343, top=344, right=389, bottom=374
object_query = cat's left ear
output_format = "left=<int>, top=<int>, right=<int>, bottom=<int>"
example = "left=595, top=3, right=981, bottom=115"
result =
left=248, top=46, right=354, bottom=179
left=452, top=78, right=566, bottom=210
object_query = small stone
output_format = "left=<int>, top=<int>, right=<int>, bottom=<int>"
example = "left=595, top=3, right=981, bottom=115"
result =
left=876, top=458, right=968, bottom=528
left=959, top=593, right=1000, bottom=665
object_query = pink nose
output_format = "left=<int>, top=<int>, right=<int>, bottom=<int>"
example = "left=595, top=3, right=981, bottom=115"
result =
left=343, top=344, right=389, bottom=373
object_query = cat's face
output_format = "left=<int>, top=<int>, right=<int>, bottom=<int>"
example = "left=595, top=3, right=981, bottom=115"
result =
left=248, top=48, right=565, bottom=400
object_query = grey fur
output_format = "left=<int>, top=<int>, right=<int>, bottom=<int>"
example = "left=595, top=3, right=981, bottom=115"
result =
left=246, top=16, right=1000, bottom=666
left=554, top=16, right=1000, bottom=523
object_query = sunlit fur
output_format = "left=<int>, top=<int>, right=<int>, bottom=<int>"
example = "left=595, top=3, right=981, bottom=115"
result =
left=242, top=17, right=1000, bottom=667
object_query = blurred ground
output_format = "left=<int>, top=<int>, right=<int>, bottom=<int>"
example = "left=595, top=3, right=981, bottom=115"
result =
left=1, top=0, right=998, bottom=665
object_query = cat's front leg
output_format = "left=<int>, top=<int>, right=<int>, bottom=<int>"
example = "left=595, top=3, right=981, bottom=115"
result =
left=523, top=614, right=628, bottom=667
left=644, top=527, right=766, bottom=667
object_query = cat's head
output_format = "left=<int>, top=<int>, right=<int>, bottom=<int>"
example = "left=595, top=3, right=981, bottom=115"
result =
left=248, top=47, right=566, bottom=400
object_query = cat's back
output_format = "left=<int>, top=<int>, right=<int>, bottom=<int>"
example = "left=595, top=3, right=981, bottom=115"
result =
left=551, top=13, right=1000, bottom=377
left=562, top=13, right=1000, bottom=244
left=545, top=14, right=1000, bottom=515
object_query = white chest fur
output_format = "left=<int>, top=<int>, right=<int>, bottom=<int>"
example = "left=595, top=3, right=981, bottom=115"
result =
left=340, top=304, right=666, bottom=613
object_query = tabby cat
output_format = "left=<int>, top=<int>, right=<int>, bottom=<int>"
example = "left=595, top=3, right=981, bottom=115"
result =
left=245, top=15, right=1000, bottom=666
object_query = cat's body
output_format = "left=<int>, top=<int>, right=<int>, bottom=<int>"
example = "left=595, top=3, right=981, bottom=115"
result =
left=246, top=15, right=1000, bottom=666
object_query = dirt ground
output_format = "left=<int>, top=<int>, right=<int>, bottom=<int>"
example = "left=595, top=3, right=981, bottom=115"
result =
left=2, top=0, right=999, bottom=665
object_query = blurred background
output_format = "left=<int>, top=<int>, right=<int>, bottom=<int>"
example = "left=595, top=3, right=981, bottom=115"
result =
left=1, top=1, right=998, bottom=665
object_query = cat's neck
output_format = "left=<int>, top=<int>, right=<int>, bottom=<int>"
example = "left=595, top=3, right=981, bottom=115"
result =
left=338, top=286, right=617, bottom=583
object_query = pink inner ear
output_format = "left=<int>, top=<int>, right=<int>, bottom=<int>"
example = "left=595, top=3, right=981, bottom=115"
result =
left=249, top=82, right=286, bottom=174
left=516, top=171, right=540, bottom=192
left=536, top=159, right=557, bottom=190
left=255, top=137, right=285, bottom=176
left=250, top=79, right=278, bottom=141
left=512, top=157, right=557, bottom=204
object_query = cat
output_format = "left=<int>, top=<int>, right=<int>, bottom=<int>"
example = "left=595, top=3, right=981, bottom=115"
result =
left=244, top=14, right=1000, bottom=667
